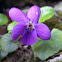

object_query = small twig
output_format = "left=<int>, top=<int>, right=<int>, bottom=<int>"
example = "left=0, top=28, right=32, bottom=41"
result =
left=55, top=13, right=62, bottom=23
left=27, top=50, right=34, bottom=62
left=0, top=35, right=3, bottom=38
left=0, top=50, right=1, bottom=62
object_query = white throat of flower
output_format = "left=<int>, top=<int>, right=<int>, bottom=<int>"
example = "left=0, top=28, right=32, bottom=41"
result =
left=27, top=21, right=35, bottom=30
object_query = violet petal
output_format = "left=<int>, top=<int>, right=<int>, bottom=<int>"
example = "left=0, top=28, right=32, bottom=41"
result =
left=9, top=7, right=29, bottom=23
left=35, top=23, right=51, bottom=40
left=27, top=5, right=41, bottom=24
left=21, top=29, right=37, bottom=45
left=12, top=23, right=27, bottom=40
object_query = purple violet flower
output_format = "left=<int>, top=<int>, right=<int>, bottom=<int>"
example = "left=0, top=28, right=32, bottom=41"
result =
left=9, top=5, right=51, bottom=45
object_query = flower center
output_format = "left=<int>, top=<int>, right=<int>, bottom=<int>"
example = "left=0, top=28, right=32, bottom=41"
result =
left=27, top=21, right=35, bottom=30
left=28, top=24, right=32, bottom=28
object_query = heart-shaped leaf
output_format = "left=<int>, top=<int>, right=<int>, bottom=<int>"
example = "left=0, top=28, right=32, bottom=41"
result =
left=39, top=6, right=55, bottom=23
left=7, top=21, right=18, bottom=33
left=0, top=49, right=8, bottom=60
left=32, top=28, right=62, bottom=60
left=0, top=33, right=19, bottom=52
left=0, top=36, right=8, bottom=60
left=0, top=13, right=8, bottom=25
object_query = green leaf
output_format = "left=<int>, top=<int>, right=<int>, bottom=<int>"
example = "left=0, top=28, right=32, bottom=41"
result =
left=0, top=38, right=8, bottom=60
left=39, top=6, right=55, bottom=23
left=31, top=28, right=62, bottom=60
left=0, top=13, right=8, bottom=25
left=7, top=21, right=18, bottom=33
left=0, top=33, right=19, bottom=53
left=0, top=50, right=8, bottom=60
left=22, top=8, right=29, bottom=14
